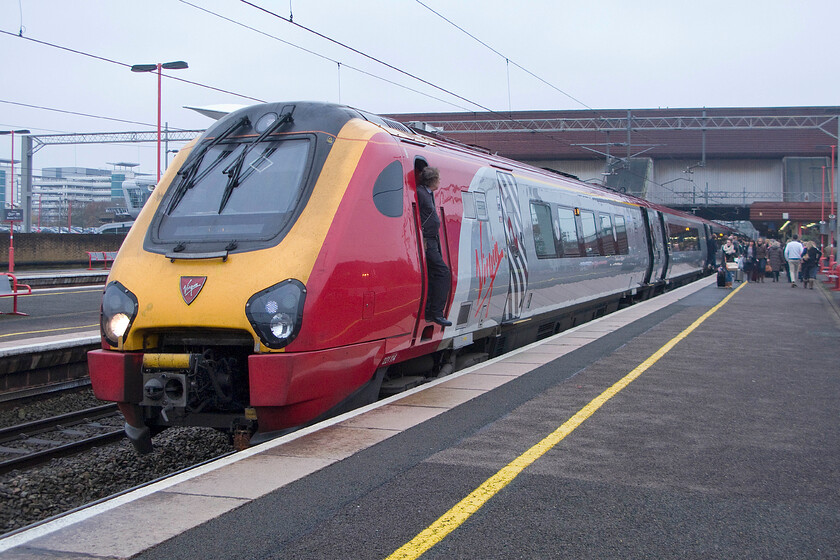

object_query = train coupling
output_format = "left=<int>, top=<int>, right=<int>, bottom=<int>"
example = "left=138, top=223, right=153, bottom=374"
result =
left=232, top=412, right=257, bottom=451
left=140, top=353, right=194, bottom=409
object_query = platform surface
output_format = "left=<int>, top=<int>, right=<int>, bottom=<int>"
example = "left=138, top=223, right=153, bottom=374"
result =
left=2, top=275, right=839, bottom=559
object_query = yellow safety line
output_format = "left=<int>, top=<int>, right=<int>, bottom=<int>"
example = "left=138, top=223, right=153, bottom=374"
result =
left=0, top=324, right=99, bottom=338
left=386, top=282, right=746, bottom=560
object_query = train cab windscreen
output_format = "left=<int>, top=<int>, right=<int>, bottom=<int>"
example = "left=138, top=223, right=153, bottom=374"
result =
left=153, top=137, right=312, bottom=243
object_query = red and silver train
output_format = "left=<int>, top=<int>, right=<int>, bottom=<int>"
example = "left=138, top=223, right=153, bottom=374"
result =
left=88, top=102, right=726, bottom=452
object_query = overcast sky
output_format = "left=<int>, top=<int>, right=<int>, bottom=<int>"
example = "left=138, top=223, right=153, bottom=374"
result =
left=2, top=0, right=838, bottom=177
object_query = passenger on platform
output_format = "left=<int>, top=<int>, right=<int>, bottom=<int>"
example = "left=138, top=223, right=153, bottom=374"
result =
left=721, top=238, right=738, bottom=286
left=800, top=241, right=822, bottom=290
left=706, top=236, right=717, bottom=269
left=767, top=241, right=784, bottom=282
left=722, top=237, right=737, bottom=262
left=734, top=237, right=746, bottom=258
left=784, top=235, right=805, bottom=287
left=755, top=237, right=768, bottom=283
left=416, top=166, right=452, bottom=327
left=743, top=240, right=756, bottom=283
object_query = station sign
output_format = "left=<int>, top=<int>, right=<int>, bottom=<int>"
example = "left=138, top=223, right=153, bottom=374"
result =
left=4, top=208, right=23, bottom=222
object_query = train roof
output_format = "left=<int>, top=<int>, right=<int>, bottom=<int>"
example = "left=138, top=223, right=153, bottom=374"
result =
left=197, top=101, right=731, bottom=232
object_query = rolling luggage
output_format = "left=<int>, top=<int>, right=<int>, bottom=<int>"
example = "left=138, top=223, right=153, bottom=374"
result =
left=717, top=267, right=727, bottom=287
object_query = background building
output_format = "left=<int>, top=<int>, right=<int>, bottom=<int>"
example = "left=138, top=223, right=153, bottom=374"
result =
left=9, top=107, right=840, bottom=241
left=391, top=106, right=840, bottom=241
left=4, top=163, right=154, bottom=230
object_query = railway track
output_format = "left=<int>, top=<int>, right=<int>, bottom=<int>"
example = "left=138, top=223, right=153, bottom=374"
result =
left=0, top=404, right=125, bottom=474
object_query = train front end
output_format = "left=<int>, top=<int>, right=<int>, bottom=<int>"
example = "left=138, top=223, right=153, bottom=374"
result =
left=88, top=102, right=408, bottom=453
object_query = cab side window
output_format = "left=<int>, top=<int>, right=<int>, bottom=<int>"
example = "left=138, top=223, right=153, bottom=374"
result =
left=372, top=161, right=404, bottom=217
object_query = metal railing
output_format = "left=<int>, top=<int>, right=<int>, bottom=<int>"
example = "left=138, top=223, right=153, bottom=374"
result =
left=656, top=190, right=831, bottom=207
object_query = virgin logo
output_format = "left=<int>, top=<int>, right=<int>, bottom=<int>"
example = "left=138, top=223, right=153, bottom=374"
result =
left=180, top=276, right=207, bottom=305
left=474, top=221, right=504, bottom=319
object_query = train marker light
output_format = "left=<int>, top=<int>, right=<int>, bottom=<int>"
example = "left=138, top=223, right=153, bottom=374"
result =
left=270, top=312, right=295, bottom=339
left=101, top=282, right=139, bottom=346
left=246, top=279, right=306, bottom=348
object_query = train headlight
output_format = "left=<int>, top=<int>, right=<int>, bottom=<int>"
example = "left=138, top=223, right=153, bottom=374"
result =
left=101, top=282, right=139, bottom=346
left=246, top=279, right=306, bottom=348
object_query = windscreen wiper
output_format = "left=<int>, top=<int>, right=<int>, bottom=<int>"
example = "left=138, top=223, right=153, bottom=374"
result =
left=167, top=115, right=250, bottom=213
left=217, top=109, right=294, bottom=214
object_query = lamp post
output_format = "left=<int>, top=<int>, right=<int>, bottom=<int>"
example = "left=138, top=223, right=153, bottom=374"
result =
left=130, top=61, right=188, bottom=184
left=1, top=129, right=30, bottom=272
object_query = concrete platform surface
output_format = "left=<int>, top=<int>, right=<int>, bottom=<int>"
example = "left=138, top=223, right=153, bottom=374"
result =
left=1, top=276, right=838, bottom=559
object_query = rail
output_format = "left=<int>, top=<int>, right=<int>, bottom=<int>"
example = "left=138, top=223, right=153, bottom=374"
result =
left=0, top=404, right=124, bottom=474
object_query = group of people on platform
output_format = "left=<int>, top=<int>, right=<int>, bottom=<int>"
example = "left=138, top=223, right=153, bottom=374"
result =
left=716, top=234, right=830, bottom=289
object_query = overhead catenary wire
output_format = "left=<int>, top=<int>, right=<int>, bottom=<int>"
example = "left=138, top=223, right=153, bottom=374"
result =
left=0, top=28, right=265, bottom=104
left=414, top=0, right=596, bottom=112
left=412, top=1, right=702, bottom=201
left=177, top=0, right=472, bottom=111
left=184, top=0, right=625, bottom=171
left=239, top=0, right=496, bottom=114
left=242, top=0, right=706, bottom=203
left=236, top=0, right=694, bottom=203
left=4, top=5, right=699, bottom=202
left=0, top=99, right=157, bottom=128
left=235, top=0, right=608, bottom=156
left=5, top=3, right=608, bottom=164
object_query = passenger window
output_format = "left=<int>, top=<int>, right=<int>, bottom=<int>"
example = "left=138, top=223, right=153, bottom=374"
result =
left=599, top=214, right=616, bottom=256
left=530, top=202, right=558, bottom=258
left=372, top=160, right=404, bottom=217
left=668, top=224, right=701, bottom=252
left=579, top=211, right=599, bottom=257
left=614, top=215, right=629, bottom=254
left=557, top=207, right=580, bottom=257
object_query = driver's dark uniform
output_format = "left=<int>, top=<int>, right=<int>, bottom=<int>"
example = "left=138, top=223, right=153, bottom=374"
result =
left=417, top=184, right=451, bottom=324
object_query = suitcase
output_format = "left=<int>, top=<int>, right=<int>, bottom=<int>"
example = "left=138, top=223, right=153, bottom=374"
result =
left=717, top=267, right=727, bottom=287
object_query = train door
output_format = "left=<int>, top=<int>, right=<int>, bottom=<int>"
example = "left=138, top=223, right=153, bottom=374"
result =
left=658, top=212, right=671, bottom=279
left=703, top=224, right=714, bottom=267
left=643, top=208, right=668, bottom=282
left=496, top=171, right=529, bottom=321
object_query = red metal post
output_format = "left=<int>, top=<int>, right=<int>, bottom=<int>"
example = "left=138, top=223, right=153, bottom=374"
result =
left=821, top=166, right=826, bottom=248
left=8, top=130, right=14, bottom=273
left=831, top=145, right=836, bottom=247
